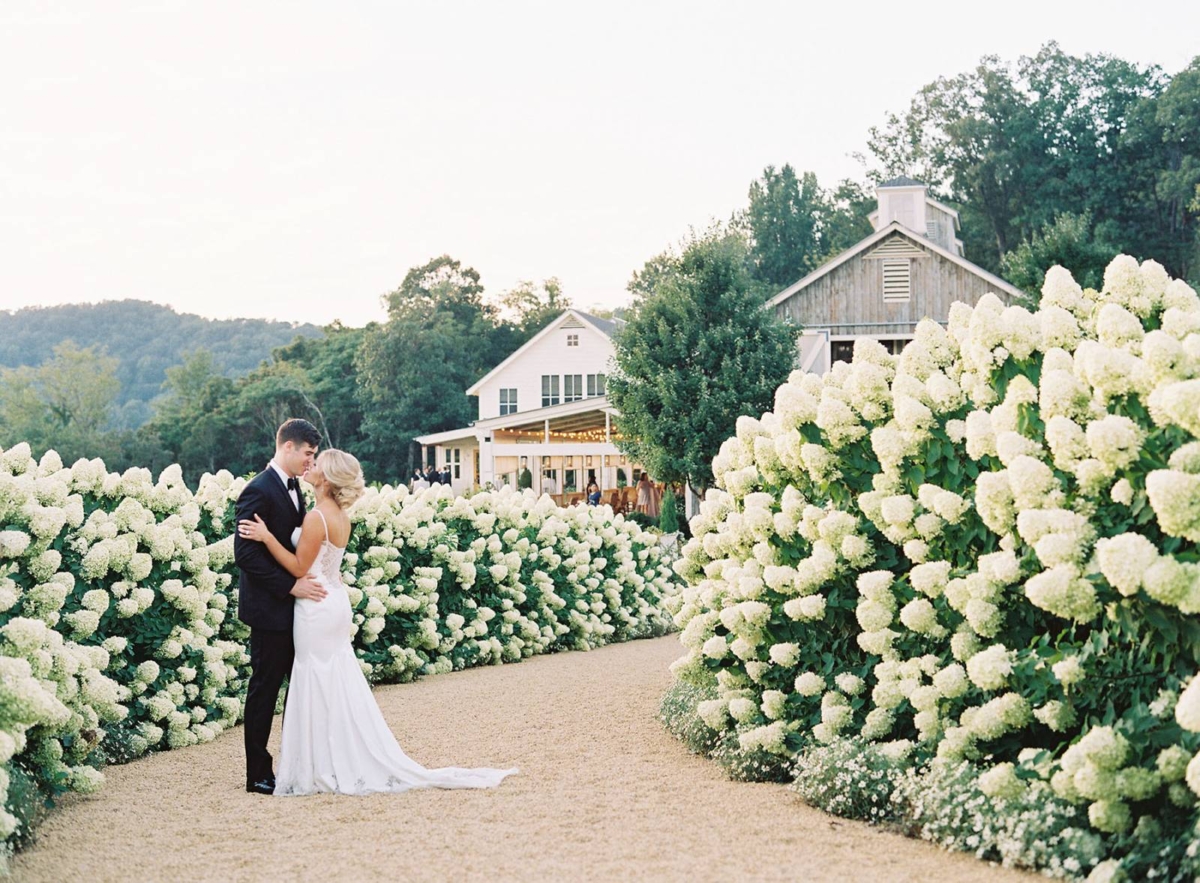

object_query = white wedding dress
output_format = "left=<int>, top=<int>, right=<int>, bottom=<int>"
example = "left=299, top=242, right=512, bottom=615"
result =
left=274, top=512, right=518, bottom=796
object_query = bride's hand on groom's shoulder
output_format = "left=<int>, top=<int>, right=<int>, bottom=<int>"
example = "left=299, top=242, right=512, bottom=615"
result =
left=290, top=575, right=328, bottom=602
left=238, top=514, right=270, bottom=543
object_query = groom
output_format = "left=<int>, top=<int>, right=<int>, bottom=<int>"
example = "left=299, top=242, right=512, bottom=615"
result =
left=234, top=418, right=327, bottom=795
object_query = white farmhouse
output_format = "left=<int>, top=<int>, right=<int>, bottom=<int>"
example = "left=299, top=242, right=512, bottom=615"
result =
left=415, top=309, right=640, bottom=498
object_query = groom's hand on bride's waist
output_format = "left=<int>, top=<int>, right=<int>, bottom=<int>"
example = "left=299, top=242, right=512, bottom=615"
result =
left=290, top=575, right=328, bottom=601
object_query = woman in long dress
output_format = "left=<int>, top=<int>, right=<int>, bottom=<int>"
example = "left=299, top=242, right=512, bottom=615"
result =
left=645, top=481, right=661, bottom=519
left=635, top=473, right=653, bottom=514
left=238, top=449, right=518, bottom=796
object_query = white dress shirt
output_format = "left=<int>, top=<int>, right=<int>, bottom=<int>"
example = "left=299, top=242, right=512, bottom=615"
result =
left=269, top=460, right=301, bottom=511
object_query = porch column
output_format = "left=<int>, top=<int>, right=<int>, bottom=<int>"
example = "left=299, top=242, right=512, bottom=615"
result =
left=605, top=412, right=611, bottom=443
left=544, top=419, right=550, bottom=444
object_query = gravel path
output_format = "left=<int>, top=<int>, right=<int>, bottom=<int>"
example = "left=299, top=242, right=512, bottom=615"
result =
left=12, top=636, right=1032, bottom=882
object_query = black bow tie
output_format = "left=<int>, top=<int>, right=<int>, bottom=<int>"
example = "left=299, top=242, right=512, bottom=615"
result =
left=286, top=477, right=300, bottom=492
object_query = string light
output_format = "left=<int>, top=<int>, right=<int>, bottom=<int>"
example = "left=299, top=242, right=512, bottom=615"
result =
left=488, top=427, right=624, bottom=442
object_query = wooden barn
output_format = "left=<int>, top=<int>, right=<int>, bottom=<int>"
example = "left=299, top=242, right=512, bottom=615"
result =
left=771, top=177, right=1026, bottom=373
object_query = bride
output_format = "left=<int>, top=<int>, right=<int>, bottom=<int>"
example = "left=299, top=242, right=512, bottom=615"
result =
left=237, top=448, right=518, bottom=796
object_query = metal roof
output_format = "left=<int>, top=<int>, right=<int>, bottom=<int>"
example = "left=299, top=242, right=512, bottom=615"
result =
left=573, top=309, right=623, bottom=338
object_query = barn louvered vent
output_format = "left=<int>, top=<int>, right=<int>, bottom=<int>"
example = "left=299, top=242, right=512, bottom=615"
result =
left=865, top=236, right=925, bottom=259
left=560, top=316, right=585, bottom=329
left=882, top=259, right=911, bottom=302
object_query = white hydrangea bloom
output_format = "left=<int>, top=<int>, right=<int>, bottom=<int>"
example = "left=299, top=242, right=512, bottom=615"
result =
left=1146, top=470, right=1200, bottom=542
left=1096, top=533, right=1160, bottom=596
left=793, top=672, right=825, bottom=696
left=965, top=643, right=1013, bottom=691
left=1176, top=676, right=1200, bottom=732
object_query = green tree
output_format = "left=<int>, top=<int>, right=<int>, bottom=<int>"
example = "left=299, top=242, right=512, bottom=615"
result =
left=739, top=167, right=877, bottom=294
left=659, top=488, right=680, bottom=534
left=147, top=326, right=372, bottom=484
left=0, top=371, right=48, bottom=449
left=154, top=350, right=223, bottom=426
left=0, top=341, right=122, bottom=462
left=273, top=322, right=368, bottom=449
left=1143, top=56, right=1200, bottom=279
left=999, top=212, right=1120, bottom=305
left=111, top=425, right=175, bottom=476
left=497, top=277, right=572, bottom=338
left=0, top=300, right=321, bottom=428
left=357, top=256, right=513, bottom=482
left=149, top=350, right=241, bottom=481
left=866, top=43, right=1167, bottom=272
left=229, top=360, right=325, bottom=444
left=627, top=250, right=683, bottom=300
left=608, top=228, right=797, bottom=492
left=868, top=53, right=1046, bottom=263
left=745, top=165, right=824, bottom=288
left=819, top=179, right=876, bottom=260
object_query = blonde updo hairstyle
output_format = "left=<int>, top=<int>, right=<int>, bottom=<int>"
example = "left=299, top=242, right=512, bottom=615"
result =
left=318, top=449, right=365, bottom=510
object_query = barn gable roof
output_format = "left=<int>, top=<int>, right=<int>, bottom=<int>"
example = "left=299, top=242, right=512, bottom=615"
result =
left=767, top=221, right=1026, bottom=309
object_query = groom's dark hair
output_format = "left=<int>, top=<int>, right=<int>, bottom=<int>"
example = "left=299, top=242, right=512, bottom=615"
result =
left=276, top=418, right=321, bottom=448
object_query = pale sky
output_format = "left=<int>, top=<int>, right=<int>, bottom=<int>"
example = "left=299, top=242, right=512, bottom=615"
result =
left=2, top=1, right=1198, bottom=328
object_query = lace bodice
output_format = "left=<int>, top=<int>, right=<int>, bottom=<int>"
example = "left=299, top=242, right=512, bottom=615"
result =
left=290, top=520, right=345, bottom=586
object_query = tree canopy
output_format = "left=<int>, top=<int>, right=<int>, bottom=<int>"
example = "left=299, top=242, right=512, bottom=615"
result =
left=0, top=342, right=122, bottom=464
left=742, top=165, right=874, bottom=292
left=0, top=300, right=322, bottom=428
left=867, top=43, right=1200, bottom=284
left=608, top=228, right=797, bottom=491
left=999, top=211, right=1120, bottom=303
left=0, top=256, right=578, bottom=485
left=354, top=255, right=562, bottom=477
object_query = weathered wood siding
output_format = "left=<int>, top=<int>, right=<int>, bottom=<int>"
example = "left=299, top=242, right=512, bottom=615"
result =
left=773, top=234, right=1018, bottom=336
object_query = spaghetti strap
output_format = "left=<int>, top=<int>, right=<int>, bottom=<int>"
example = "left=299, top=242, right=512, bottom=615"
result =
left=312, top=508, right=329, bottom=542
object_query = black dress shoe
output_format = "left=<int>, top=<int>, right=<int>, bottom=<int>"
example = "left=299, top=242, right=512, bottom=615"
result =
left=246, top=779, right=275, bottom=795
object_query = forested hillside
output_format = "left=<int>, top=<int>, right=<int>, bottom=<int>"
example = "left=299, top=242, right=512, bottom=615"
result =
left=0, top=300, right=323, bottom=427
left=0, top=259, right=574, bottom=484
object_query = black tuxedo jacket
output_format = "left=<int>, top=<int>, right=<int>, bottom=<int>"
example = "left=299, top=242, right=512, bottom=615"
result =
left=234, top=467, right=306, bottom=631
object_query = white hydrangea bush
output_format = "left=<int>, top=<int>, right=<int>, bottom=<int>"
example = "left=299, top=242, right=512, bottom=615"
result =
left=332, top=482, right=678, bottom=677
left=668, top=257, right=1200, bottom=876
left=0, top=448, right=677, bottom=848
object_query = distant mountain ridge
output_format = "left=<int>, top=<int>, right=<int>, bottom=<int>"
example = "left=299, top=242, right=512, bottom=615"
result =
left=0, top=300, right=324, bottom=428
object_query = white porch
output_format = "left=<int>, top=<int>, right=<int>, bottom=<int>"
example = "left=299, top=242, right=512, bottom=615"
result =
left=415, top=397, right=644, bottom=505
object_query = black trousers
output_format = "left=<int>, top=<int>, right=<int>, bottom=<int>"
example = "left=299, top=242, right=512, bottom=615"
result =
left=243, top=626, right=294, bottom=784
